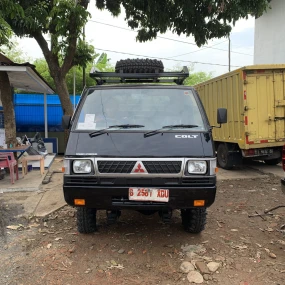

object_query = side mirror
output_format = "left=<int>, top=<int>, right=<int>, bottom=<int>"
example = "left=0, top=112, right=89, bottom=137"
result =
left=62, top=115, right=71, bottom=129
left=217, top=108, right=227, bottom=124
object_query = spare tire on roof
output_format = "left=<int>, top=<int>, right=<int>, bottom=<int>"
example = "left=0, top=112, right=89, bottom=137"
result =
left=115, top=58, right=164, bottom=73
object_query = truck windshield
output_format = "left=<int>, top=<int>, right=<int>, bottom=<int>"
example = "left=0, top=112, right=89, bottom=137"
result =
left=75, top=88, right=205, bottom=131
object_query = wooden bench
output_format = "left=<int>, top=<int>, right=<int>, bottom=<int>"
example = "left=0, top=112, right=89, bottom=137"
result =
left=22, top=155, right=45, bottom=175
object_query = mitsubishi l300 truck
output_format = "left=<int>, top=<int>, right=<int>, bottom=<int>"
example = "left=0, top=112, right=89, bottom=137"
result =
left=62, top=59, right=227, bottom=234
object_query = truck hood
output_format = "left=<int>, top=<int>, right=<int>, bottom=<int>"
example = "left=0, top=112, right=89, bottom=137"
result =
left=65, top=131, right=214, bottom=157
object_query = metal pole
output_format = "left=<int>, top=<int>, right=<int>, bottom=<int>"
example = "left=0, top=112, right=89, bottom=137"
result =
left=228, top=36, right=231, bottom=72
left=83, top=25, right=86, bottom=88
left=73, top=67, right=76, bottom=112
left=44, top=92, right=48, bottom=138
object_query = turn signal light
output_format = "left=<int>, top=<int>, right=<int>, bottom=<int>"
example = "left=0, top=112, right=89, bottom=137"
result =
left=215, top=167, right=219, bottom=173
left=74, top=199, right=85, bottom=206
left=194, top=200, right=205, bottom=207
left=62, top=167, right=65, bottom=173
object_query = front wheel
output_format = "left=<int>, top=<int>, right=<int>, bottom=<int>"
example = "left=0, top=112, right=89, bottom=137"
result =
left=181, top=208, right=207, bottom=234
left=77, top=207, right=97, bottom=234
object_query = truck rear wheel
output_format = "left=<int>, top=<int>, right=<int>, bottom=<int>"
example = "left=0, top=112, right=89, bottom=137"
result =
left=77, top=207, right=97, bottom=234
left=217, top=143, right=233, bottom=170
left=115, top=58, right=164, bottom=73
left=264, top=157, right=282, bottom=165
left=181, top=208, right=207, bottom=234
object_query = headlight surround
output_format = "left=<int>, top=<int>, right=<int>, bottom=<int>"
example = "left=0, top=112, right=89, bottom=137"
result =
left=187, top=160, right=207, bottom=174
left=73, top=160, right=92, bottom=174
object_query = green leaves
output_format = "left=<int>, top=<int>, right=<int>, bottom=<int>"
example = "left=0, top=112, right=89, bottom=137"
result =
left=0, top=18, right=13, bottom=50
left=184, top=71, right=214, bottom=86
left=73, top=39, right=96, bottom=68
left=34, top=51, right=114, bottom=93
left=95, top=0, right=270, bottom=47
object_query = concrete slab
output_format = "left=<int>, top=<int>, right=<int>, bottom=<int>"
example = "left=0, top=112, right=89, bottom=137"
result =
left=0, top=170, right=46, bottom=193
left=246, top=162, right=284, bottom=178
left=33, top=186, right=66, bottom=217
left=34, top=172, right=65, bottom=217
left=217, top=166, right=267, bottom=181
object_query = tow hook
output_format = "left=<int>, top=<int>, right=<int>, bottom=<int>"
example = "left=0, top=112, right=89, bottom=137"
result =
left=106, top=210, right=121, bottom=225
left=159, top=210, right=172, bottom=224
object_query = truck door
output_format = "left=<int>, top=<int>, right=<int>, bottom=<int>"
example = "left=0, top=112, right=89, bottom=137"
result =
left=273, top=70, right=285, bottom=141
left=246, top=71, right=276, bottom=143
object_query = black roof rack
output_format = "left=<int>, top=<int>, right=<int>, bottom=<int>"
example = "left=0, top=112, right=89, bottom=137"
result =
left=89, top=66, right=189, bottom=85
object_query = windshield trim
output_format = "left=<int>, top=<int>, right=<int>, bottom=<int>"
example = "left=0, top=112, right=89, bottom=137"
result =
left=71, top=86, right=209, bottom=132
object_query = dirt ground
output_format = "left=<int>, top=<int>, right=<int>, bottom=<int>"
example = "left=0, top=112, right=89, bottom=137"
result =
left=0, top=175, right=284, bottom=285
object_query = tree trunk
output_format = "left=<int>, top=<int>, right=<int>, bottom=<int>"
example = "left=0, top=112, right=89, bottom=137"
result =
left=51, top=73, right=73, bottom=149
left=0, top=71, right=17, bottom=147
left=52, top=74, right=74, bottom=116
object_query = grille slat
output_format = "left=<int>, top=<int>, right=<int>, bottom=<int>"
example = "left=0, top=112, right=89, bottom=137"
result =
left=98, top=161, right=136, bottom=173
left=142, top=161, right=182, bottom=174
left=182, top=177, right=215, bottom=186
left=65, top=177, right=98, bottom=186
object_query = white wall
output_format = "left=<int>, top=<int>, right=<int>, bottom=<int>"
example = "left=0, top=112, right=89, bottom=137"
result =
left=254, top=0, right=285, bottom=64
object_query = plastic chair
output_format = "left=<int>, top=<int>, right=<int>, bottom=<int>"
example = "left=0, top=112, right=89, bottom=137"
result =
left=0, top=152, right=19, bottom=184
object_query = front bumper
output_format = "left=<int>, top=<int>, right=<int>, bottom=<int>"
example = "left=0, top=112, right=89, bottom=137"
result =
left=281, top=178, right=285, bottom=195
left=63, top=176, right=216, bottom=210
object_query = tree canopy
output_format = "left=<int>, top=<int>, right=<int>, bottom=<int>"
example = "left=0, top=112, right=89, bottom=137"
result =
left=96, top=0, right=270, bottom=46
left=34, top=55, right=114, bottom=94
left=184, top=70, right=213, bottom=86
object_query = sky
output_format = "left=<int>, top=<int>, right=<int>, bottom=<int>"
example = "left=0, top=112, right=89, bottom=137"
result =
left=18, top=1, right=256, bottom=78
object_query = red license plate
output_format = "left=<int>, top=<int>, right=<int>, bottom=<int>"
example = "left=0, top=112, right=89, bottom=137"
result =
left=129, top=188, right=169, bottom=202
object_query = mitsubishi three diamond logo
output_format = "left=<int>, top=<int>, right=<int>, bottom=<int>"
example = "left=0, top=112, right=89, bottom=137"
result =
left=131, top=161, right=148, bottom=174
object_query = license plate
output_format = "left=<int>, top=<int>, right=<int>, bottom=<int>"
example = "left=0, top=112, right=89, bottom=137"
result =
left=129, top=188, right=169, bottom=202
left=259, top=149, right=273, bottom=155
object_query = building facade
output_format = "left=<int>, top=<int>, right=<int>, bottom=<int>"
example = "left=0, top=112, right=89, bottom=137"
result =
left=254, top=0, right=285, bottom=64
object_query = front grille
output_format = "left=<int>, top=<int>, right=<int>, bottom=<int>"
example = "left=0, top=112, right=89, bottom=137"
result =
left=182, top=177, right=216, bottom=187
left=65, top=176, right=98, bottom=186
left=98, top=161, right=136, bottom=173
left=142, top=161, right=182, bottom=174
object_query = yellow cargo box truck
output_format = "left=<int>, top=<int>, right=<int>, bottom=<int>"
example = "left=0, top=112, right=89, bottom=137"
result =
left=195, top=65, right=285, bottom=169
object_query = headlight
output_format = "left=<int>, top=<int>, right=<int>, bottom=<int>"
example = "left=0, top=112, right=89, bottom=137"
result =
left=73, top=160, right=92, bottom=174
left=188, top=161, right=207, bottom=174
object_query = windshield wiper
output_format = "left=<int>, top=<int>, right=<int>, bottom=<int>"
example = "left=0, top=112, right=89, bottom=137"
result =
left=144, top=124, right=199, bottom=138
left=89, top=124, right=145, bottom=138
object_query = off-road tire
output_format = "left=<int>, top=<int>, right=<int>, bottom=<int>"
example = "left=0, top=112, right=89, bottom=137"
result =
left=217, top=143, right=233, bottom=170
left=77, top=207, right=97, bottom=234
left=264, top=157, right=282, bottom=165
left=115, top=58, right=164, bottom=73
left=181, top=208, right=207, bottom=234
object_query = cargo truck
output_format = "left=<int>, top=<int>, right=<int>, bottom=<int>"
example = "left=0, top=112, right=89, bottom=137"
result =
left=195, top=65, right=285, bottom=169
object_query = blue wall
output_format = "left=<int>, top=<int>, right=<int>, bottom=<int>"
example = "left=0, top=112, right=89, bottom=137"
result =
left=14, top=94, right=81, bottom=132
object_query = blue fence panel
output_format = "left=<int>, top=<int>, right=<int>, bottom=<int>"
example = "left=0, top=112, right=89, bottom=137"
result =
left=14, top=94, right=81, bottom=132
